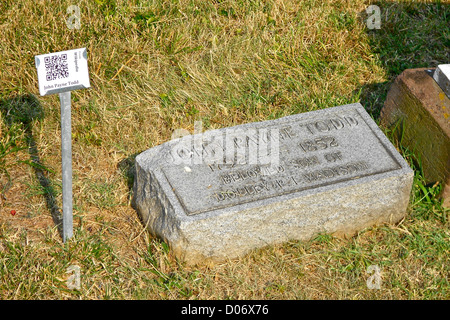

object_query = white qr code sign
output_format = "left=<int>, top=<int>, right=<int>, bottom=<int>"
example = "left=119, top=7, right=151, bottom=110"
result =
left=35, top=47, right=90, bottom=96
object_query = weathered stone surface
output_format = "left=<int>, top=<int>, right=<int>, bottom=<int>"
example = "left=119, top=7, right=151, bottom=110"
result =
left=380, top=68, right=450, bottom=207
left=133, top=103, right=413, bottom=265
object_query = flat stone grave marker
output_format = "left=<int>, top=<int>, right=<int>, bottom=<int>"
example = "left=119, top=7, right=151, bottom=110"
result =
left=133, top=103, right=413, bottom=265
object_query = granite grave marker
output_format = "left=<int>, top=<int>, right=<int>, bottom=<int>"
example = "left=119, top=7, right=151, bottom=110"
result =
left=133, top=103, right=413, bottom=265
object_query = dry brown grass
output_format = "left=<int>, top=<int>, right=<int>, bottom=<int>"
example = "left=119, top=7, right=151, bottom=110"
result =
left=0, top=0, right=448, bottom=300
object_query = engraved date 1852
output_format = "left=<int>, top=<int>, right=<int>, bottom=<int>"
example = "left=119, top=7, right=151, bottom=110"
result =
left=299, top=136, right=338, bottom=153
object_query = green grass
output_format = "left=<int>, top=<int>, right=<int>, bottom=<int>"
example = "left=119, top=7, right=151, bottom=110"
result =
left=0, top=0, right=448, bottom=300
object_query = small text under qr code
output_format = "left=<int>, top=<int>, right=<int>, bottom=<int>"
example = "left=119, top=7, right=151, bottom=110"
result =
left=45, top=54, right=69, bottom=81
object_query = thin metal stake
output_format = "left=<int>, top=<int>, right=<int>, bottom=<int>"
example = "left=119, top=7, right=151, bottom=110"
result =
left=59, top=91, right=73, bottom=242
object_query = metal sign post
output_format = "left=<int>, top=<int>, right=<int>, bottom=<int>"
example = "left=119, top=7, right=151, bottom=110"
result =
left=35, top=48, right=90, bottom=242
left=59, top=91, right=73, bottom=242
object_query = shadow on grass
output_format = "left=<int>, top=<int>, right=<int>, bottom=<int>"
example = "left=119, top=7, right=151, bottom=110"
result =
left=356, top=1, right=449, bottom=120
left=118, top=152, right=139, bottom=207
left=0, top=93, right=63, bottom=238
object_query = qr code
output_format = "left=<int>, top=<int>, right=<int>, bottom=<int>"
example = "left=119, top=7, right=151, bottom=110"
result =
left=44, top=54, right=69, bottom=81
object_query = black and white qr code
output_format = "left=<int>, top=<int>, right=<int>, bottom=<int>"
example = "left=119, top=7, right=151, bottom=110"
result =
left=44, top=54, right=69, bottom=81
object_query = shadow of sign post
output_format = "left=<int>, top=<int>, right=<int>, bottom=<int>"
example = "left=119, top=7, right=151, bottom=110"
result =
left=0, top=94, right=64, bottom=236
